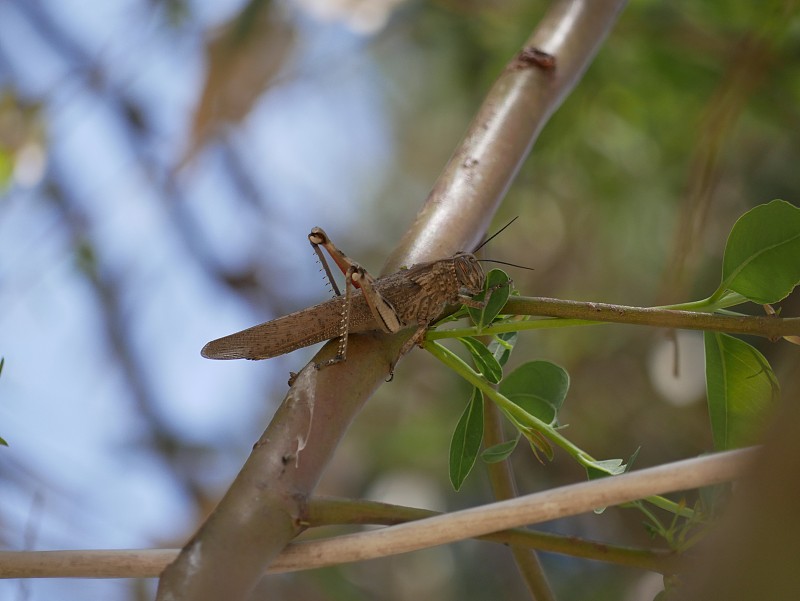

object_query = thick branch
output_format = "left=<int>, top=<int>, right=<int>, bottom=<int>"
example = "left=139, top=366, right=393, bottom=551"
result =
left=384, top=0, right=627, bottom=271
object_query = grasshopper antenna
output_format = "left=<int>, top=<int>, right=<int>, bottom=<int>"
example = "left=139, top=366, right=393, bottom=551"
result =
left=473, top=217, right=535, bottom=271
left=478, top=259, right=535, bottom=271
left=473, top=216, right=519, bottom=253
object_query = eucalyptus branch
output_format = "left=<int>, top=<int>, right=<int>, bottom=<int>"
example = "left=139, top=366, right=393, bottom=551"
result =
left=427, top=296, right=800, bottom=340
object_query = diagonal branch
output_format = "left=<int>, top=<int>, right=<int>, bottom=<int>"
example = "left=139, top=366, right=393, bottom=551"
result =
left=11, top=447, right=748, bottom=581
left=156, top=2, right=627, bottom=599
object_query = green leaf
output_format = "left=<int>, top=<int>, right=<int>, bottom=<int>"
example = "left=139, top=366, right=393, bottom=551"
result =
left=499, top=361, right=569, bottom=426
left=624, top=447, right=641, bottom=473
left=482, top=437, right=519, bottom=463
left=585, top=457, right=627, bottom=513
left=585, top=458, right=626, bottom=480
left=468, top=269, right=511, bottom=330
left=449, top=388, right=484, bottom=490
left=459, top=337, right=503, bottom=383
left=718, top=199, right=800, bottom=303
left=704, top=332, right=779, bottom=450
left=0, top=436, right=7, bottom=447
left=487, top=331, right=518, bottom=367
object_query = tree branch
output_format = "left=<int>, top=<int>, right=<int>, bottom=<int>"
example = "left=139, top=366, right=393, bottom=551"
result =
left=2, top=448, right=753, bottom=580
left=483, top=398, right=555, bottom=600
left=428, top=297, right=800, bottom=340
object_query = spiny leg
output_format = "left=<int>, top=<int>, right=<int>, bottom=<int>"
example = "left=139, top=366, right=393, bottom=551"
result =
left=314, top=264, right=355, bottom=369
left=309, top=228, right=342, bottom=297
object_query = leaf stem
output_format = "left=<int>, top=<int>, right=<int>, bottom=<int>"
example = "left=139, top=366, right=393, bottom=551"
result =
left=426, top=340, right=695, bottom=517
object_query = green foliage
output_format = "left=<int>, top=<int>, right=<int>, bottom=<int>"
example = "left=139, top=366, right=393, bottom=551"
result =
left=688, top=199, right=796, bottom=452
left=435, top=272, right=631, bottom=488
left=713, top=199, right=800, bottom=304
left=499, top=361, right=569, bottom=427
left=486, top=331, right=517, bottom=367
left=704, top=332, right=779, bottom=450
left=481, top=437, right=519, bottom=463
left=468, top=269, right=511, bottom=330
left=431, top=200, right=796, bottom=541
left=458, top=337, right=502, bottom=383
left=449, top=387, right=483, bottom=491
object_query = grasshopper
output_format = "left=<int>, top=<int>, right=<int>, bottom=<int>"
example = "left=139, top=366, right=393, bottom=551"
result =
left=201, top=227, right=488, bottom=369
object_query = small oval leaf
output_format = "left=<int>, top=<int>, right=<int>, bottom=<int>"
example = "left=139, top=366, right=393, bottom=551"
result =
left=704, top=332, right=779, bottom=450
left=459, top=337, right=503, bottom=383
left=499, top=361, right=570, bottom=426
left=482, top=438, right=519, bottom=463
left=720, top=199, right=800, bottom=303
left=449, top=388, right=485, bottom=491
left=469, top=269, right=511, bottom=330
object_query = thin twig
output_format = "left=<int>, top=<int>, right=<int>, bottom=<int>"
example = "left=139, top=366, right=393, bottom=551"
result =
left=0, top=448, right=753, bottom=579
left=483, top=400, right=556, bottom=600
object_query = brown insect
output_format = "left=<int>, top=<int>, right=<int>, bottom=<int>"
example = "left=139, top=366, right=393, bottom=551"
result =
left=201, top=227, right=487, bottom=368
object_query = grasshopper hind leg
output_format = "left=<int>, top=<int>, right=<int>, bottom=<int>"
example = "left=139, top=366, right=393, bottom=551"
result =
left=313, top=264, right=354, bottom=370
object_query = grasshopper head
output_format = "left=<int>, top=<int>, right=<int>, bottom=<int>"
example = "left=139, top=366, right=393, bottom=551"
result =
left=453, top=252, right=485, bottom=295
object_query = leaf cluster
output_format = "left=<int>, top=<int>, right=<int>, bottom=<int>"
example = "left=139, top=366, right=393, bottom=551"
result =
left=429, top=199, right=799, bottom=544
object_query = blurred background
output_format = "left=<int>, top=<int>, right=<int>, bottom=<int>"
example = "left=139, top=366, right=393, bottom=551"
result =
left=0, top=0, right=798, bottom=599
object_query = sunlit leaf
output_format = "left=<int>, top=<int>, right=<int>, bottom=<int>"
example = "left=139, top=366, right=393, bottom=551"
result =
left=704, top=332, right=779, bottom=450
left=499, top=361, right=569, bottom=426
left=449, top=388, right=484, bottom=490
left=459, top=337, right=502, bottom=383
left=469, top=269, right=510, bottom=330
left=585, top=458, right=626, bottom=480
left=719, top=199, right=800, bottom=303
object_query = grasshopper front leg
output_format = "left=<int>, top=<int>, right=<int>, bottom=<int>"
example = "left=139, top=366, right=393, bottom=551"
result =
left=308, top=227, right=403, bottom=369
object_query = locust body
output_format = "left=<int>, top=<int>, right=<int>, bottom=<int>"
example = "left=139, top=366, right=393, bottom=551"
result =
left=201, top=228, right=486, bottom=366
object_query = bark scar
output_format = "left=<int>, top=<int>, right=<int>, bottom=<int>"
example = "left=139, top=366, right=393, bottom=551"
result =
left=511, top=46, right=556, bottom=71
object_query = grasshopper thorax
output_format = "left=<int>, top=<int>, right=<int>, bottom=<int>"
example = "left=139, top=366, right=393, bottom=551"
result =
left=452, top=252, right=485, bottom=296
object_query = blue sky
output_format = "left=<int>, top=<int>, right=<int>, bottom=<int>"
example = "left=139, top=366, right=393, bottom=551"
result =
left=0, top=1, right=401, bottom=597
